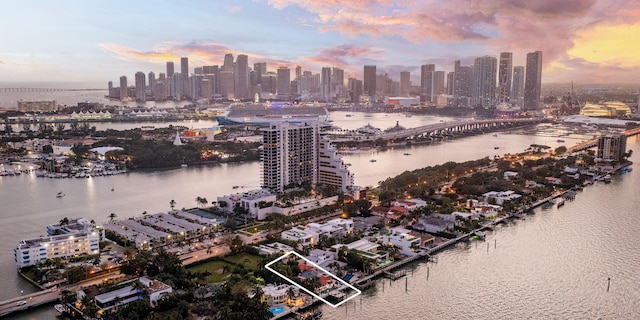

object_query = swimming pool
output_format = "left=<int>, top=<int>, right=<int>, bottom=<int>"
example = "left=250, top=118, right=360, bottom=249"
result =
left=270, top=307, right=285, bottom=315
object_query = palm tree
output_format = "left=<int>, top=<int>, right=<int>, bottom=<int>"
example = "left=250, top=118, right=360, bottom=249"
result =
left=108, top=213, right=117, bottom=223
left=59, top=217, right=70, bottom=226
left=285, top=287, right=297, bottom=305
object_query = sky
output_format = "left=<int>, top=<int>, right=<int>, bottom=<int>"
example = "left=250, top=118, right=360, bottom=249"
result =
left=1, top=0, right=640, bottom=84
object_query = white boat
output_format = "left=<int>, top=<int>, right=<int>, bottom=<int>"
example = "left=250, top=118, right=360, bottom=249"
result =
left=54, top=303, right=65, bottom=313
left=474, top=231, right=486, bottom=239
left=181, top=163, right=188, bottom=168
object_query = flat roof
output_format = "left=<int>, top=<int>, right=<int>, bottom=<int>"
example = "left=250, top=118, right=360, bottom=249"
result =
left=110, top=220, right=169, bottom=239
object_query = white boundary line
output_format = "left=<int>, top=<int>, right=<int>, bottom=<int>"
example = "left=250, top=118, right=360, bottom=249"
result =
left=265, top=251, right=361, bottom=308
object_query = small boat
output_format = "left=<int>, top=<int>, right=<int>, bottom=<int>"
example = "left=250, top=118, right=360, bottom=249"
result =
left=474, top=231, right=486, bottom=239
left=232, top=185, right=240, bottom=189
left=557, top=139, right=565, bottom=143
left=345, top=114, right=353, bottom=117
left=492, top=134, right=498, bottom=137
left=56, top=192, right=65, bottom=198
left=403, top=153, right=411, bottom=156
left=603, top=174, right=611, bottom=183
left=54, top=304, right=65, bottom=315
left=181, top=163, right=188, bottom=168
left=494, top=146, right=500, bottom=150
left=369, top=159, right=377, bottom=163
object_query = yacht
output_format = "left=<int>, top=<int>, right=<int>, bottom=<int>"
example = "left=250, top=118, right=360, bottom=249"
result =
left=369, top=159, right=377, bottom=163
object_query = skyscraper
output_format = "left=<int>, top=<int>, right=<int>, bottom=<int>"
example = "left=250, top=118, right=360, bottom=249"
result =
left=511, top=66, right=525, bottom=107
left=119, top=76, right=128, bottom=100
left=420, top=64, right=435, bottom=102
left=453, top=60, right=471, bottom=99
left=261, top=122, right=319, bottom=191
left=432, top=71, right=445, bottom=102
left=180, top=57, right=189, bottom=75
left=135, top=71, right=146, bottom=102
left=234, top=54, right=249, bottom=99
left=400, top=71, right=410, bottom=96
left=166, top=62, right=174, bottom=78
left=223, top=54, right=234, bottom=71
left=277, top=67, right=291, bottom=98
left=219, top=71, right=235, bottom=98
left=446, top=72, right=454, bottom=95
left=524, top=51, right=543, bottom=110
left=363, top=65, right=377, bottom=97
left=254, top=62, right=267, bottom=84
left=471, top=56, right=497, bottom=108
left=498, top=52, right=513, bottom=104
left=597, top=133, right=627, bottom=162
left=148, top=71, right=156, bottom=97
left=348, top=78, right=363, bottom=104
left=321, top=67, right=332, bottom=102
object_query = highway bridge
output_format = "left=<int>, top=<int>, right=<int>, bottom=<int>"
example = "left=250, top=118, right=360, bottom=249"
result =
left=0, top=288, right=60, bottom=317
left=568, top=126, right=640, bottom=153
left=0, top=87, right=104, bottom=93
left=327, top=118, right=544, bottom=143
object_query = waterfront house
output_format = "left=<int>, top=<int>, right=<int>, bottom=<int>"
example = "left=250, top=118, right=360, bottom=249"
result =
left=503, top=171, right=519, bottom=180
left=415, top=216, right=454, bottom=234
left=281, top=218, right=355, bottom=247
left=482, top=190, right=522, bottom=205
left=94, top=277, right=172, bottom=314
left=394, top=198, right=427, bottom=210
left=281, top=227, right=319, bottom=246
left=262, top=284, right=302, bottom=307
left=377, top=228, right=421, bottom=257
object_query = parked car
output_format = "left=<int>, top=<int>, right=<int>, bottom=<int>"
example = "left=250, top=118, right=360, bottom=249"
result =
left=16, top=300, right=27, bottom=306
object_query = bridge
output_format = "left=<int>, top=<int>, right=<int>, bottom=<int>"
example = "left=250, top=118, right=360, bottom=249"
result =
left=568, top=126, right=640, bottom=153
left=328, top=118, right=544, bottom=143
left=0, top=88, right=104, bottom=93
left=0, top=288, right=60, bottom=317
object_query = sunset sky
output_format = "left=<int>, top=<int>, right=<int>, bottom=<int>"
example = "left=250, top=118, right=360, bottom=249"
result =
left=1, top=0, right=639, bottom=84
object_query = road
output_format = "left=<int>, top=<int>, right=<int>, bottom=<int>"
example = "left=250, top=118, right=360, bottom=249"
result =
left=0, top=288, right=60, bottom=317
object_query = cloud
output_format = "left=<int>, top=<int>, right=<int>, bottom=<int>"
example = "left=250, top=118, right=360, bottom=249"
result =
left=227, top=5, right=242, bottom=13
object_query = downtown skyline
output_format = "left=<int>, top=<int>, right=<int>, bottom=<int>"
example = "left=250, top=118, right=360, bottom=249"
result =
left=1, top=0, right=640, bottom=84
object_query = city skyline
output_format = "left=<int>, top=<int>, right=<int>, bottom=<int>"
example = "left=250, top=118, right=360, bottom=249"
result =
left=1, top=0, right=639, bottom=84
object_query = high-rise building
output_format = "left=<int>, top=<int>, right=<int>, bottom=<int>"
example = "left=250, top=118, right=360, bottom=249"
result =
left=180, top=57, right=189, bottom=75
left=254, top=62, right=267, bottom=84
left=277, top=67, right=291, bottom=98
left=223, top=54, right=234, bottom=71
left=119, top=76, right=128, bottom=100
left=432, top=71, right=445, bottom=102
left=400, top=71, right=410, bottom=96
left=148, top=71, right=156, bottom=97
left=597, top=133, right=627, bottom=162
left=135, top=71, right=146, bottom=102
left=420, top=64, right=435, bottom=102
left=348, top=78, right=363, bottom=104
left=524, top=51, right=543, bottom=110
left=261, top=122, right=319, bottom=191
left=446, top=72, right=454, bottom=95
left=261, top=121, right=353, bottom=193
left=166, top=62, right=174, bottom=78
left=318, top=136, right=354, bottom=193
left=453, top=60, right=471, bottom=98
left=363, top=65, right=377, bottom=97
left=498, top=52, right=513, bottom=104
left=234, top=54, right=249, bottom=99
left=511, top=66, right=525, bottom=107
left=471, top=56, right=497, bottom=108
left=295, top=66, right=302, bottom=82
left=219, top=71, right=235, bottom=98
left=170, top=73, right=182, bottom=99
left=321, top=67, right=332, bottom=102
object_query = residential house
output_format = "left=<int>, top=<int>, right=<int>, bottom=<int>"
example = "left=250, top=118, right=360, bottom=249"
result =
left=377, top=228, right=421, bottom=256
left=414, top=216, right=454, bottom=234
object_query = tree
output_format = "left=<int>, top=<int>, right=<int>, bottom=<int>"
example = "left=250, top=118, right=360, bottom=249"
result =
left=230, top=235, right=245, bottom=254
left=42, top=145, right=54, bottom=154
left=108, top=213, right=117, bottom=223
left=59, top=217, right=70, bottom=226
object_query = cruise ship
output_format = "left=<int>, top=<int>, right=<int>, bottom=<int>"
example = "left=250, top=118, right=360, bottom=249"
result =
left=215, top=103, right=329, bottom=126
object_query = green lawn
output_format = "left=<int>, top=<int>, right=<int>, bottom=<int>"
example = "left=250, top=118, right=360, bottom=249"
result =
left=223, top=253, right=262, bottom=270
left=187, top=260, right=236, bottom=283
left=242, top=224, right=269, bottom=234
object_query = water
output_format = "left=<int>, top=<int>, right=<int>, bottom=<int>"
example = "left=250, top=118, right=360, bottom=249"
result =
left=2, top=109, right=638, bottom=318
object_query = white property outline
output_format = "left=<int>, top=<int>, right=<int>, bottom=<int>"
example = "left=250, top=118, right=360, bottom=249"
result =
left=265, top=251, right=362, bottom=308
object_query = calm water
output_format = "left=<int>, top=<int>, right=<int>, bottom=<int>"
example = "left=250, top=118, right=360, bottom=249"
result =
left=2, top=110, right=638, bottom=319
